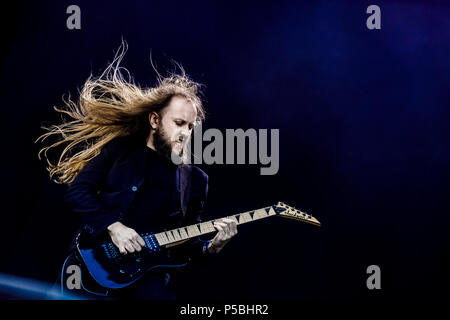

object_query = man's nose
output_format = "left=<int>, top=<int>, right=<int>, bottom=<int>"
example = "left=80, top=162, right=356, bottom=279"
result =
left=177, top=132, right=187, bottom=142
left=179, top=129, right=190, bottom=141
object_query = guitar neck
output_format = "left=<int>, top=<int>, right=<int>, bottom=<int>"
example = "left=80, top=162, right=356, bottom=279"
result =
left=153, top=206, right=277, bottom=247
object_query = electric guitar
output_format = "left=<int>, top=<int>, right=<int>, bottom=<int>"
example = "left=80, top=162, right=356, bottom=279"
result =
left=73, top=202, right=320, bottom=291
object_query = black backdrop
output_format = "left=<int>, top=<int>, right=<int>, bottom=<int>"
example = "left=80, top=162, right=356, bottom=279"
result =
left=1, top=0, right=449, bottom=300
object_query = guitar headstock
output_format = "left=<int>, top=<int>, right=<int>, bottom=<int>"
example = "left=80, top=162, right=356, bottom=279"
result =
left=272, top=202, right=321, bottom=226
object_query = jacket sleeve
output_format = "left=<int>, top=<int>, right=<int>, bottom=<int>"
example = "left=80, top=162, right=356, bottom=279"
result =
left=174, top=168, right=218, bottom=263
left=64, top=139, right=123, bottom=239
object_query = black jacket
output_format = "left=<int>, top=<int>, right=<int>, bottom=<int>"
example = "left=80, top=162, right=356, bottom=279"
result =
left=64, top=134, right=210, bottom=262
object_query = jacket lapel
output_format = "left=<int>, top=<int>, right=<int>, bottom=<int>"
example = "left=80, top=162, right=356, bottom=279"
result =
left=178, top=164, right=192, bottom=218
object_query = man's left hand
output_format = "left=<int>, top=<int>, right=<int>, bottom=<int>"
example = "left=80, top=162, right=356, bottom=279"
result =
left=208, top=218, right=238, bottom=254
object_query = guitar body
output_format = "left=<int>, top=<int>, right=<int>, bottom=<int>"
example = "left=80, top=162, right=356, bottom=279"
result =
left=76, top=232, right=188, bottom=290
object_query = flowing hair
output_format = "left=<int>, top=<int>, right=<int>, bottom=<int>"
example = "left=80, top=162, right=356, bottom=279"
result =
left=36, top=42, right=205, bottom=185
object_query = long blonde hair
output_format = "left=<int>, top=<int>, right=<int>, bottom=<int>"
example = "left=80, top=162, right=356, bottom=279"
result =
left=36, top=42, right=205, bottom=185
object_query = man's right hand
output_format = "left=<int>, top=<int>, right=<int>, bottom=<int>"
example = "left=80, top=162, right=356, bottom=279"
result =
left=107, top=221, right=146, bottom=255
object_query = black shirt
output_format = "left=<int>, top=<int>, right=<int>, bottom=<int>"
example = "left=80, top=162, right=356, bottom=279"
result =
left=122, top=146, right=182, bottom=233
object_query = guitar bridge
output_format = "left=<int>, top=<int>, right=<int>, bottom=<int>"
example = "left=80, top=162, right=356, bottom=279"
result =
left=102, top=242, right=120, bottom=261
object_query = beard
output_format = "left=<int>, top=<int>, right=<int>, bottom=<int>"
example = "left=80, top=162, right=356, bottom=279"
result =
left=153, top=125, right=183, bottom=161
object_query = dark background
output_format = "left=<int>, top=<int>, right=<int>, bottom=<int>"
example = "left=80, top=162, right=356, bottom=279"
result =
left=1, top=0, right=449, bottom=300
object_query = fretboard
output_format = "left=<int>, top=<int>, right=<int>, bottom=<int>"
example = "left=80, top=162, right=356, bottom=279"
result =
left=153, top=206, right=277, bottom=247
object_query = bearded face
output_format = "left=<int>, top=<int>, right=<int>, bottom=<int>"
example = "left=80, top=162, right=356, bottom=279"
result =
left=148, top=95, right=197, bottom=163
left=153, top=124, right=184, bottom=160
